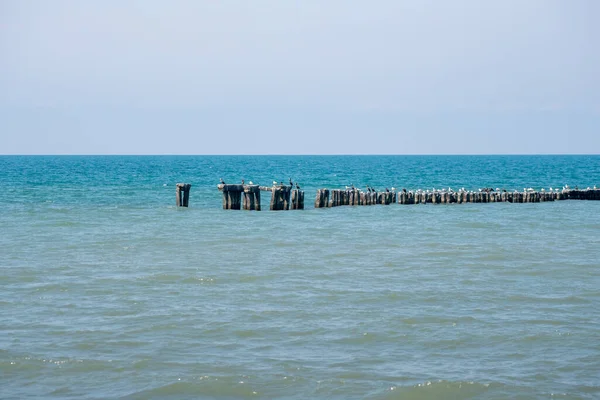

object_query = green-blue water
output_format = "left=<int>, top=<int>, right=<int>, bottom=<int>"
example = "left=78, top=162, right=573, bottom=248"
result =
left=1, top=155, right=600, bottom=400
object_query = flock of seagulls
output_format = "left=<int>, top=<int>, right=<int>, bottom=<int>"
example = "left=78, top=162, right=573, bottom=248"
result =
left=219, top=179, right=597, bottom=193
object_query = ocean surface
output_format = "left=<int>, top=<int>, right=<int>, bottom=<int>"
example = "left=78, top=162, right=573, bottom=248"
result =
left=1, top=155, right=600, bottom=400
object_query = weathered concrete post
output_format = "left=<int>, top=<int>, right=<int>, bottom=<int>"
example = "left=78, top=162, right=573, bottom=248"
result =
left=315, top=189, right=330, bottom=208
left=329, top=189, right=337, bottom=207
left=243, top=185, right=261, bottom=211
left=291, top=189, right=305, bottom=210
left=270, top=187, right=282, bottom=210
left=268, top=185, right=291, bottom=210
left=218, top=184, right=243, bottom=210
left=282, top=186, right=291, bottom=210
left=176, top=183, right=191, bottom=207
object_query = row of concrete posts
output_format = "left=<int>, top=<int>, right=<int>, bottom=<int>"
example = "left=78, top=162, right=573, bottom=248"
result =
left=176, top=183, right=600, bottom=208
left=396, top=189, right=600, bottom=204
left=314, top=188, right=396, bottom=208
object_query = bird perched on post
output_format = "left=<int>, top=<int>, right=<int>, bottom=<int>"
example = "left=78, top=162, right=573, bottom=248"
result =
left=241, top=179, right=245, bottom=185
left=273, top=181, right=277, bottom=185
left=220, top=178, right=225, bottom=184
left=289, top=178, right=293, bottom=186
left=295, top=183, right=301, bottom=190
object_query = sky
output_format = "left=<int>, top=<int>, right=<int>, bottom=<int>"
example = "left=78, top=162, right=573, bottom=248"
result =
left=1, top=0, right=599, bottom=154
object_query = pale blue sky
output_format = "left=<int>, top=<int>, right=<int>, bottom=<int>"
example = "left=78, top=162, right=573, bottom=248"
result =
left=1, top=0, right=598, bottom=154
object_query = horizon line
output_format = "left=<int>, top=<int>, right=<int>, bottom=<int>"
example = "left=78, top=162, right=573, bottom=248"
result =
left=1, top=153, right=598, bottom=157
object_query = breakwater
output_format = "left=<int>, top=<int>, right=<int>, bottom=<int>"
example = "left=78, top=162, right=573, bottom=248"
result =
left=314, top=187, right=599, bottom=207
left=208, top=184, right=599, bottom=210
left=397, top=187, right=600, bottom=204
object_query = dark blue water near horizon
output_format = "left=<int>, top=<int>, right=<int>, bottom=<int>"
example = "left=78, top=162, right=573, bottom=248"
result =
left=1, top=155, right=599, bottom=399
left=2, top=155, right=599, bottom=209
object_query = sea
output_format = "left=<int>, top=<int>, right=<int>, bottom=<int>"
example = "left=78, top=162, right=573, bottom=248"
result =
left=1, top=155, right=599, bottom=400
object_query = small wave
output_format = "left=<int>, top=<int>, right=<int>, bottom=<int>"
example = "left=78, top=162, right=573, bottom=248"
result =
left=378, top=380, right=496, bottom=400
left=181, top=277, right=216, bottom=284
left=507, top=294, right=590, bottom=304
left=122, top=380, right=259, bottom=399
left=139, top=274, right=216, bottom=284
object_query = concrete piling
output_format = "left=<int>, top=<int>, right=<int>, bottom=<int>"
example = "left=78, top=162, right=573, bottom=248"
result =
left=291, top=189, right=305, bottom=210
left=267, top=185, right=292, bottom=211
left=315, top=189, right=330, bottom=208
left=217, top=184, right=244, bottom=210
left=176, top=183, right=191, bottom=207
left=243, top=185, right=261, bottom=211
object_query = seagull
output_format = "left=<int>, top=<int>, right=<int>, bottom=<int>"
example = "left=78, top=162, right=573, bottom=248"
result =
left=594, top=185, right=597, bottom=190
left=249, top=181, right=254, bottom=185
left=391, top=187, right=396, bottom=191
left=220, top=178, right=225, bottom=184
left=273, top=181, right=277, bottom=185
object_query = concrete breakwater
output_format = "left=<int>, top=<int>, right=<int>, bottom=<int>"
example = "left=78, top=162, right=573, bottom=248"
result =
left=397, top=188, right=600, bottom=204
left=314, top=187, right=600, bottom=207
left=179, top=183, right=599, bottom=209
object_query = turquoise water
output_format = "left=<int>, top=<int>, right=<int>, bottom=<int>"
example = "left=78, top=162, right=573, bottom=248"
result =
left=1, top=155, right=600, bottom=399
